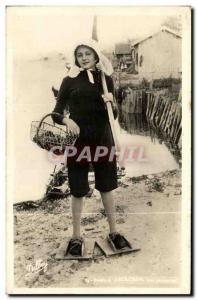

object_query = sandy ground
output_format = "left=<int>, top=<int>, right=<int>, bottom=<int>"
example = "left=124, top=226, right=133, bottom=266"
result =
left=14, top=169, right=182, bottom=290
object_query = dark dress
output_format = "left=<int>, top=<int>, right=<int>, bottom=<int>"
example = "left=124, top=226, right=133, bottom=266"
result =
left=52, top=69, right=118, bottom=197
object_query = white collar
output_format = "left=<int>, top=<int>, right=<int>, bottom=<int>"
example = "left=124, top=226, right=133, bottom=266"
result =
left=68, top=66, right=96, bottom=84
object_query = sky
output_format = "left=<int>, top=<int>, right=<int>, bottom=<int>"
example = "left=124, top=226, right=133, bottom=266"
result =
left=6, top=6, right=182, bottom=59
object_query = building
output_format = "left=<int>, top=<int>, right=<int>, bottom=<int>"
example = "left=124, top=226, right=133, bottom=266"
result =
left=131, top=27, right=182, bottom=80
left=114, top=43, right=132, bottom=70
left=114, top=27, right=182, bottom=80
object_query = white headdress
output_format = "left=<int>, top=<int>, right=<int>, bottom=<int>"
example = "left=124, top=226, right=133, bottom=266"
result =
left=67, top=39, right=113, bottom=83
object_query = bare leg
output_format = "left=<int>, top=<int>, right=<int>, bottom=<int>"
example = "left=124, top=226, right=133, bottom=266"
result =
left=72, top=196, right=83, bottom=238
left=100, top=191, right=117, bottom=233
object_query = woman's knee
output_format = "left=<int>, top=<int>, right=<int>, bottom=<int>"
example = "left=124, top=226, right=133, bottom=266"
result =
left=71, top=189, right=90, bottom=198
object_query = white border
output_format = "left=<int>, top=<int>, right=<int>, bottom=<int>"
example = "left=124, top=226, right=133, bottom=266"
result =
left=2, top=0, right=194, bottom=298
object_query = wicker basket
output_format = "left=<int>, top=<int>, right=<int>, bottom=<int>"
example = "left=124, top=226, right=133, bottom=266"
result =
left=30, top=113, right=79, bottom=153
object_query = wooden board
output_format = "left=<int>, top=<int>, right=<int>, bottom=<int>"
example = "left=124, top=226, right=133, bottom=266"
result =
left=54, top=236, right=141, bottom=260
left=95, top=237, right=141, bottom=258
left=54, top=238, right=95, bottom=261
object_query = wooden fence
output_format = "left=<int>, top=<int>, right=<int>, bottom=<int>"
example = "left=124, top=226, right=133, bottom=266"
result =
left=121, top=88, right=147, bottom=114
left=146, top=90, right=182, bottom=149
left=120, top=88, right=182, bottom=150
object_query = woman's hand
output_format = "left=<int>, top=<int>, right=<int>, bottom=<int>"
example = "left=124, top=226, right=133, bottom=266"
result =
left=62, top=117, right=80, bottom=135
left=102, top=92, right=114, bottom=103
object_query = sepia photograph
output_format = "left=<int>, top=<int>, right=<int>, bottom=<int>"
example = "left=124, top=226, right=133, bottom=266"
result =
left=6, top=5, right=191, bottom=294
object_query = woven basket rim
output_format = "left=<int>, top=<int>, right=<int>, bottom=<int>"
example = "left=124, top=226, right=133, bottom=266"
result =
left=31, top=120, right=67, bottom=133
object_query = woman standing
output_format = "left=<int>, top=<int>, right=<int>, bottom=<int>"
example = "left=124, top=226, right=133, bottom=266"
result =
left=52, top=40, right=127, bottom=256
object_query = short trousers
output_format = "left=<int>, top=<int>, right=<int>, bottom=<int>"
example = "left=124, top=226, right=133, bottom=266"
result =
left=67, top=160, right=118, bottom=197
left=66, top=119, right=118, bottom=197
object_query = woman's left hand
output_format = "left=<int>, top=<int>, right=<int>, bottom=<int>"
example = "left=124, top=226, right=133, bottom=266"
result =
left=102, top=92, right=113, bottom=103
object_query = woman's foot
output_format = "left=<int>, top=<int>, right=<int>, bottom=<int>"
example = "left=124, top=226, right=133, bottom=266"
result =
left=108, top=232, right=129, bottom=250
left=67, top=237, right=84, bottom=257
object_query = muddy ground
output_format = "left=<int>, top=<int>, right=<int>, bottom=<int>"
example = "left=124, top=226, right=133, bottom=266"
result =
left=13, top=169, right=182, bottom=291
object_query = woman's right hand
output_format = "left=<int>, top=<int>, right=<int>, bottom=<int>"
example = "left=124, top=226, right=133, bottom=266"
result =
left=62, top=117, right=80, bottom=135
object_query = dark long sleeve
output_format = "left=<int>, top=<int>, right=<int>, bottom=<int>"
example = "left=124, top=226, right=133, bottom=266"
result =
left=52, top=77, right=70, bottom=125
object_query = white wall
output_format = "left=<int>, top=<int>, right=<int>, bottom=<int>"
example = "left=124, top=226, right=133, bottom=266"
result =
left=137, top=31, right=182, bottom=80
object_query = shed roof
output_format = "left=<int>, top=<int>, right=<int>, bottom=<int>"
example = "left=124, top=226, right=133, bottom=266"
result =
left=131, top=26, right=182, bottom=47
left=115, top=43, right=131, bottom=55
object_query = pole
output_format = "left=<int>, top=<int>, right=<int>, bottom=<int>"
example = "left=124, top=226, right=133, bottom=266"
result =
left=92, top=16, right=98, bottom=42
left=100, top=70, right=119, bottom=150
left=92, top=16, right=125, bottom=170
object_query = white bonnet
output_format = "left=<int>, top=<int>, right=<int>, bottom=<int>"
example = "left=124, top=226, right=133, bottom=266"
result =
left=67, top=39, right=113, bottom=78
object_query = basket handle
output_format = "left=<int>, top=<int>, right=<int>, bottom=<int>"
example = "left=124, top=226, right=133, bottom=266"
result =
left=36, top=112, right=65, bottom=137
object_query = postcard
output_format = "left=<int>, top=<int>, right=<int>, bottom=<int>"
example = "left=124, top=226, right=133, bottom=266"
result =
left=6, top=5, right=191, bottom=295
